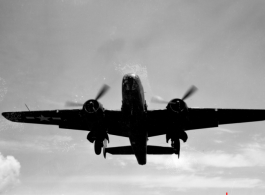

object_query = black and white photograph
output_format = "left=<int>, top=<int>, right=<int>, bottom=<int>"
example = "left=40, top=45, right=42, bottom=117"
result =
left=1, top=0, right=265, bottom=194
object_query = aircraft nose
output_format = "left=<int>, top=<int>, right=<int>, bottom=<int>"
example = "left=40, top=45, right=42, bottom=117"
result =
left=123, top=73, right=136, bottom=79
left=124, top=78, right=133, bottom=90
left=123, top=74, right=137, bottom=91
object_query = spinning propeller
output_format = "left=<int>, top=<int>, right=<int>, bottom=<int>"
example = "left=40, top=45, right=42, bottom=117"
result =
left=151, top=85, right=198, bottom=104
left=181, top=85, right=197, bottom=101
left=65, top=84, right=110, bottom=107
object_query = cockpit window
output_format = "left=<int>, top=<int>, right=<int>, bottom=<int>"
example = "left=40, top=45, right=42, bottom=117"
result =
left=123, top=76, right=138, bottom=90
left=132, top=80, right=137, bottom=90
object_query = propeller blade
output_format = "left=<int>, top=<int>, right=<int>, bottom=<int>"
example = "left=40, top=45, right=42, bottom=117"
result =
left=95, top=84, right=110, bottom=101
left=65, top=101, right=83, bottom=107
left=182, top=85, right=197, bottom=101
left=151, top=96, right=169, bottom=104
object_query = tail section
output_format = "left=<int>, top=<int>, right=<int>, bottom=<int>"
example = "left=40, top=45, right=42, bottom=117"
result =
left=104, top=145, right=174, bottom=156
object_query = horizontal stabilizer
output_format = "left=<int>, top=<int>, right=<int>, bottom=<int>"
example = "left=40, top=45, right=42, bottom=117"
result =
left=105, top=146, right=134, bottom=155
left=104, top=145, right=174, bottom=156
left=147, top=145, right=174, bottom=154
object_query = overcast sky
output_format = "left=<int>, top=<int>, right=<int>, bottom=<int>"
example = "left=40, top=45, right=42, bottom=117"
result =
left=1, top=0, right=265, bottom=194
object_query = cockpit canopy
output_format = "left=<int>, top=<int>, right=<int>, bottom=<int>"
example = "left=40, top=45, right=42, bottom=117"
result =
left=122, top=74, right=139, bottom=90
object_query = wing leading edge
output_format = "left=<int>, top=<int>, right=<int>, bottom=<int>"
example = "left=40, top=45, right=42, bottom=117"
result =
left=3, top=108, right=265, bottom=137
left=2, top=110, right=127, bottom=137
left=147, top=108, right=265, bottom=137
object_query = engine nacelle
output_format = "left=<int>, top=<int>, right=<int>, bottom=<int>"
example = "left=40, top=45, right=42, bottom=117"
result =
left=87, top=130, right=109, bottom=143
left=83, top=99, right=104, bottom=114
left=166, top=98, right=188, bottom=114
left=83, top=100, right=109, bottom=144
left=166, top=99, right=189, bottom=144
left=166, top=98, right=189, bottom=129
left=166, top=131, right=188, bottom=143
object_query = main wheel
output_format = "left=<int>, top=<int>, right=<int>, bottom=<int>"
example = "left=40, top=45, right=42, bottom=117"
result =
left=94, top=140, right=103, bottom=155
left=172, top=139, right=180, bottom=155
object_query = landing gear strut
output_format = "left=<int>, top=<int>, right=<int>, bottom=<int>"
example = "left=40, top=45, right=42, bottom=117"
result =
left=94, top=140, right=103, bottom=155
left=171, top=139, right=180, bottom=157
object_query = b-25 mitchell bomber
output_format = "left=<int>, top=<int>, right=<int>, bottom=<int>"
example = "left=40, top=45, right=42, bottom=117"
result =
left=2, top=73, right=265, bottom=165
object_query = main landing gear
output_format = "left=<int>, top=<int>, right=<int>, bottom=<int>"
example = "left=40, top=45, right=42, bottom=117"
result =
left=87, top=131, right=109, bottom=155
left=171, top=139, right=180, bottom=157
left=94, top=140, right=103, bottom=155
left=94, top=139, right=108, bottom=155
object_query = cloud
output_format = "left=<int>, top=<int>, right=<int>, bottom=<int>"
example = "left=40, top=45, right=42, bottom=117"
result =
left=151, top=144, right=265, bottom=171
left=0, top=153, right=20, bottom=193
left=113, top=142, right=265, bottom=172
left=0, top=135, right=77, bottom=153
left=213, top=140, right=224, bottom=143
left=252, top=133, right=265, bottom=143
left=215, top=127, right=238, bottom=134
left=0, top=76, right=7, bottom=102
left=239, top=142, right=265, bottom=166
left=33, top=135, right=77, bottom=152
left=140, top=175, right=263, bottom=190
left=36, top=135, right=73, bottom=142
left=0, top=140, right=51, bottom=152
left=0, top=118, right=24, bottom=132
left=66, top=174, right=264, bottom=190
left=144, top=151, right=250, bottom=171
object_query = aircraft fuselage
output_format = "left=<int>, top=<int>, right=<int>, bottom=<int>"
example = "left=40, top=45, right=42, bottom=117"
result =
left=121, top=73, right=147, bottom=165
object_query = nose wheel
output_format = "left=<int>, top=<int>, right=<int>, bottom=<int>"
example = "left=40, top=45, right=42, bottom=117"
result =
left=94, top=140, right=103, bottom=155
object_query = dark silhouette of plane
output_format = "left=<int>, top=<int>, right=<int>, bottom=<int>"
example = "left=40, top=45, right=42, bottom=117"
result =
left=2, top=73, right=265, bottom=165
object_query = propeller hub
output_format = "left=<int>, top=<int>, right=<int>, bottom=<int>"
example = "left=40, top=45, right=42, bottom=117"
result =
left=167, top=99, right=187, bottom=113
left=83, top=100, right=100, bottom=113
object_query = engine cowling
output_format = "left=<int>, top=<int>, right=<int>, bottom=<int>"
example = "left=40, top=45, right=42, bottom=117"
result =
left=166, top=98, right=189, bottom=129
left=166, top=98, right=189, bottom=145
left=83, top=99, right=109, bottom=145
left=83, top=99, right=104, bottom=114
left=166, top=131, right=188, bottom=143
left=87, top=130, right=109, bottom=143
left=166, top=98, right=188, bottom=113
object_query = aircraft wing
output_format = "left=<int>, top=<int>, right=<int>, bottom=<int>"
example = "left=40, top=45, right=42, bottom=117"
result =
left=147, top=108, right=265, bottom=137
left=2, top=110, right=127, bottom=137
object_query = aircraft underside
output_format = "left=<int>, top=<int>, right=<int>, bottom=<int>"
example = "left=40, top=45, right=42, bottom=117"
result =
left=127, top=116, right=148, bottom=165
left=3, top=73, right=265, bottom=165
